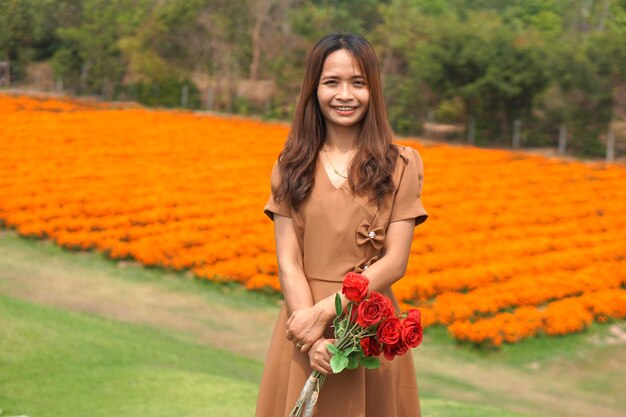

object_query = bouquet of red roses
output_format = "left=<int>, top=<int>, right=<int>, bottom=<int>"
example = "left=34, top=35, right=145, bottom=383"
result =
left=289, top=272, right=424, bottom=417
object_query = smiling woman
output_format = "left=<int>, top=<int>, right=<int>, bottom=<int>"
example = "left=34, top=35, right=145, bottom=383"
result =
left=255, top=34, right=429, bottom=417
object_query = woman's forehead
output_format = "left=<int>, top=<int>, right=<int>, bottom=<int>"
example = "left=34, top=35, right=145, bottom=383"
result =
left=320, top=49, right=364, bottom=77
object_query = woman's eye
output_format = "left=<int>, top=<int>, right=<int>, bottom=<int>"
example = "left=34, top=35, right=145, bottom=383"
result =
left=323, top=80, right=337, bottom=85
left=354, top=80, right=366, bottom=86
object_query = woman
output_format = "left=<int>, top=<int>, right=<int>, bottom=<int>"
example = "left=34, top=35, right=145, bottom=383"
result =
left=256, top=33, right=429, bottom=417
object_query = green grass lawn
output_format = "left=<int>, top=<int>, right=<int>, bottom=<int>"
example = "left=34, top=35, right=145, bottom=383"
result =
left=0, top=294, right=544, bottom=417
left=0, top=294, right=262, bottom=417
left=1, top=229, right=624, bottom=417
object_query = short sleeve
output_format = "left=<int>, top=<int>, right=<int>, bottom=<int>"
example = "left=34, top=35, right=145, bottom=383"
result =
left=389, top=147, right=429, bottom=227
left=263, top=160, right=292, bottom=221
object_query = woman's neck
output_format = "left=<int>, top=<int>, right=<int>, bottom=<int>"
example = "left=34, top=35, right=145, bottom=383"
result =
left=323, top=123, right=361, bottom=152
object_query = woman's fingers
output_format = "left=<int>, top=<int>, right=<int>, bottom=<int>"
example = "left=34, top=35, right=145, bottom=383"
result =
left=314, top=359, right=332, bottom=375
left=320, top=339, right=335, bottom=360
left=311, top=360, right=330, bottom=375
left=320, top=359, right=331, bottom=373
left=307, top=338, right=333, bottom=375
left=287, top=324, right=321, bottom=346
left=298, top=331, right=317, bottom=348
left=299, top=333, right=320, bottom=352
left=286, top=307, right=331, bottom=345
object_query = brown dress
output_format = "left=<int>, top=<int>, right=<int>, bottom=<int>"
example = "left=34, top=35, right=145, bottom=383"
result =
left=256, top=144, right=429, bottom=417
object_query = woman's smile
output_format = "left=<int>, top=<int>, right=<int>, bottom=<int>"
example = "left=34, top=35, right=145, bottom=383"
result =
left=333, top=105, right=359, bottom=115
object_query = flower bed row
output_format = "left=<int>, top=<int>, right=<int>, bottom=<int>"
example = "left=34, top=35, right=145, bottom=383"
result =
left=1, top=93, right=625, bottom=347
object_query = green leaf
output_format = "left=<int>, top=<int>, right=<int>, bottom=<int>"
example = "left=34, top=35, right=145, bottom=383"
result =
left=331, top=354, right=349, bottom=374
left=332, top=316, right=340, bottom=331
left=334, top=319, right=347, bottom=339
left=359, top=356, right=380, bottom=370
left=343, top=346, right=359, bottom=356
left=326, top=344, right=341, bottom=356
left=347, top=352, right=359, bottom=370
left=335, top=293, right=342, bottom=317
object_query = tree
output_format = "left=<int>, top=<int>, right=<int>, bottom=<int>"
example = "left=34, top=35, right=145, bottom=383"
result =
left=383, top=6, right=550, bottom=143
left=51, top=0, right=154, bottom=94
left=0, top=0, right=38, bottom=84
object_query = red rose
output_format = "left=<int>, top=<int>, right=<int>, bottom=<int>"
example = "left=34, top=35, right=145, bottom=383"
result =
left=373, top=292, right=396, bottom=317
left=342, top=272, right=369, bottom=303
left=406, top=309, right=422, bottom=324
left=383, top=339, right=409, bottom=361
left=360, top=336, right=382, bottom=357
left=377, top=317, right=402, bottom=345
left=356, top=292, right=389, bottom=327
left=401, top=318, right=423, bottom=348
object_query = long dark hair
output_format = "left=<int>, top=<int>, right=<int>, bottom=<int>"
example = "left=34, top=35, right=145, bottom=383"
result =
left=274, top=33, right=399, bottom=212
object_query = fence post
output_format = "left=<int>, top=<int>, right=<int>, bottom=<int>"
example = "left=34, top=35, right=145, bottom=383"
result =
left=558, top=124, right=567, bottom=155
left=467, top=116, right=476, bottom=145
left=0, top=61, right=8, bottom=86
left=512, top=119, right=521, bottom=149
left=102, top=76, right=110, bottom=99
left=36, top=67, right=42, bottom=89
left=181, top=84, right=189, bottom=108
left=79, top=62, right=88, bottom=93
left=205, top=87, right=213, bottom=110
left=56, top=76, right=63, bottom=92
left=606, top=125, right=615, bottom=163
left=426, top=110, right=435, bottom=139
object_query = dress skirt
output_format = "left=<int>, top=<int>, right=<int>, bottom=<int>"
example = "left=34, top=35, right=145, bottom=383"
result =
left=254, top=277, right=422, bottom=417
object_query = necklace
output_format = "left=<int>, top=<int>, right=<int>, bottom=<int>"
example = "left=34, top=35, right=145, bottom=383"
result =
left=322, top=145, right=351, bottom=179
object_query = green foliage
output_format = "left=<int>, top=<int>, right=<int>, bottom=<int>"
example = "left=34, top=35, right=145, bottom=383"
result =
left=404, top=11, right=550, bottom=141
left=7, top=0, right=626, bottom=157
left=290, top=0, right=382, bottom=41
left=123, top=78, right=202, bottom=109
left=436, top=97, right=465, bottom=123
left=535, top=32, right=618, bottom=156
left=51, top=0, right=155, bottom=94
left=330, top=352, right=350, bottom=373
left=359, top=355, right=380, bottom=369
left=346, top=351, right=360, bottom=369
left=0, top=0, right=43, bottom=80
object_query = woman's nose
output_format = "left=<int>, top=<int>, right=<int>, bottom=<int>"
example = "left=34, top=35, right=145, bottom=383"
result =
left=337, top=82, right=352, bottom=100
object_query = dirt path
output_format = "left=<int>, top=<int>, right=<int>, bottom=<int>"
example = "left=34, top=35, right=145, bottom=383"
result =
left=0, top=230, right=624, bottom=417
left=0, top=231, right=279, bottom=360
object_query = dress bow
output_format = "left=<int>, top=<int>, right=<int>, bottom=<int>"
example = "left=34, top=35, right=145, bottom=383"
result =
left=353, top=255, right=380, bottom=273
left=356, top=219, right=386, bottom=250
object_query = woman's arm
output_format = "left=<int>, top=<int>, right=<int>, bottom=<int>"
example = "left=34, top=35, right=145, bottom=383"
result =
left=273, top=214, right=334, bottom=352
left=313, top=218, right=416, bottom=318
left=273, top=214, right=314, bottom=315
left=360, top=218, right=415, bottom=291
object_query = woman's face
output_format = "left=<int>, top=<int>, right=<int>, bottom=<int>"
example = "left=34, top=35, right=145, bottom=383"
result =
left=316, top=49, right=370, bottom=130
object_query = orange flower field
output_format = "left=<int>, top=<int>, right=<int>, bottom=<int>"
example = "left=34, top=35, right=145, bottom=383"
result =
left=1, top=93, right=625, bottom=347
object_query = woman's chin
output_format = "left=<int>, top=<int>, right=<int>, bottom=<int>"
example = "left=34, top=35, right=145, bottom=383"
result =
left=327, top=116, right=365, bottom=129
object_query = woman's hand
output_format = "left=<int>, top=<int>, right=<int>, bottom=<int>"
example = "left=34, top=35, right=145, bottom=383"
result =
left=308, top=338, right=335, bottom=375
left=286, top=304, right=332, bottom=352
